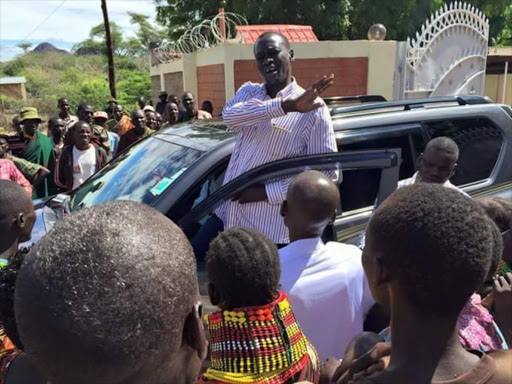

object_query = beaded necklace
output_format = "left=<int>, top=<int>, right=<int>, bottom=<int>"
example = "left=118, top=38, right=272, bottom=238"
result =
left=201, top=292, right=314, bottom=384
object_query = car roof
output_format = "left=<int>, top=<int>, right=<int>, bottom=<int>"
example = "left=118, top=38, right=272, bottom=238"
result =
left=155, top=118, right=235, bottom=151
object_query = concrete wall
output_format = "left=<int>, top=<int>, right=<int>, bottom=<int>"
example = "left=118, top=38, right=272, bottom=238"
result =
left=197, top=64, right=225, bottom=116
left=485, top=74, right=512, bottom=106
left=150, top=40, right=398, bottom=111
left=0, top=83, right=27, bottom=100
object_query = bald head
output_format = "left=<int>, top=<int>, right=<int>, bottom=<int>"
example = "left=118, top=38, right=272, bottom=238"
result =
left=283, top=171, right=339, bottom=240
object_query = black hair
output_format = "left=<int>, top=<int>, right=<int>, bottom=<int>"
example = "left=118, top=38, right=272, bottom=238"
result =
left=76, top=103, right=93, bottom=114
left=15, top=201, right=198, bottom=383
left=425, top=136, right=459, bottom=158
left=255, top=32, right=291, bottom=50
left=478, top=197, right=512, bottom=233
left=57, top=97, right=68, bottom=105
left=48, top=116, right=63, bottom=132
left=202, top=100, right=213, bottom=107
left=0, top=180, right=33, bottom=220
left=0, top=248, right=29, bottom=349
left=206, top=228, right=281, bottom=309
left=367, top=184, right=493, bottom=316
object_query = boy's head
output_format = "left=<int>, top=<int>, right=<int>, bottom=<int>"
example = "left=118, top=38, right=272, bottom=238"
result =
left=206, top=228, right=280, bottom=309
left=479, top=197, right=512, bottom=264
left=281, top=170, right=339, bottom=240
left=418, top=137, right=459, bottom=184
left=0, top=180, right=36, bottom=258
left=15, top=201, right=206, bottom=384
left=363, top=184, right=494, bottom=318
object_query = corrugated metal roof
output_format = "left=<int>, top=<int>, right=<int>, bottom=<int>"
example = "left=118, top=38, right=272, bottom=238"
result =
left=0, top=76, right=27, bottom=85
left=235, top=25, right=318, bottom=44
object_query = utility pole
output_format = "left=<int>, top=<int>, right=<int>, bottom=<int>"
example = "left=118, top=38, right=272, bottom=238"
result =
left=101, top=0, right=116, bottom=99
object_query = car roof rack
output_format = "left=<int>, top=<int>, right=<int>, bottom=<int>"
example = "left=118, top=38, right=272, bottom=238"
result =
left=324, top=95, right=387, bottom=105
left=330, top=95, right=491, bottom=116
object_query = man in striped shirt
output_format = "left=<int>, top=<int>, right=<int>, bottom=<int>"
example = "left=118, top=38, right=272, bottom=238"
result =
left=192, top=32, right=338, bottom=258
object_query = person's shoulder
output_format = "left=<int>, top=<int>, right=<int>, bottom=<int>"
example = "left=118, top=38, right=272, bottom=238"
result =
left=487, top=349, right=512, bottom=383
left=325, top=241, right=362, bottom=257
left=236, top=81, right=263, bottom=94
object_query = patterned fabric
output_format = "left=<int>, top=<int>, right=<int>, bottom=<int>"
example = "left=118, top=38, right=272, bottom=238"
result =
left=108, top=115, right=134, bottom=137
left=7, top=154, right=41, bottom=181
left=198, top=293, right=319, bottom=384
left=0, top=159, right=32, bottom=195
left=216, top=80, right=338, bottom=244
left=379, top=294, right=508, bottom=352
left=178, top=109, right=213, bottom=122
left=0, top=328, right=21, bottom=384
left=496, top=260, right=512, bottom=276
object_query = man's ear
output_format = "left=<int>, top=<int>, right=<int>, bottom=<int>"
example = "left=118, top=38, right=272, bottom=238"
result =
left=289, top=49, right=295, bottom=61
left=450, top=163, right=458, bottom=179
left=280, top=200, right=288, bottom=217
left=15, top=213, right=26, bottom=230
left=330, top=210, right=337, bottom=224
left=182, top=303, right=208, bottom=360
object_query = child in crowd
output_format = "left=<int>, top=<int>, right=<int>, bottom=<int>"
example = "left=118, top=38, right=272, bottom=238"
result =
left=279, top=170, right=374, bottom=360
left=340, top=184, right=512, bottom=384
left=198, top=228, right=319, bottom=384
left=14, top=201, right=207, bottom=384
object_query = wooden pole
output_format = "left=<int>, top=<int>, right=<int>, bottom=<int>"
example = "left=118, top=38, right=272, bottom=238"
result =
left=502, top=61, right=509, bottom=104
left=101, top=0, right=116, bottom=99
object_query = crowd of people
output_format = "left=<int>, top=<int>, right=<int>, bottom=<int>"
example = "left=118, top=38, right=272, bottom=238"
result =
left=0, top=91, right=215, bottom=198
left=0, top=32, right=511, bottom=384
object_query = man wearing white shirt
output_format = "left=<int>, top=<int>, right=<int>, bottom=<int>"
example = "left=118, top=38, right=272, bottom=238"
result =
left=279, top=170, right=374, bottom=360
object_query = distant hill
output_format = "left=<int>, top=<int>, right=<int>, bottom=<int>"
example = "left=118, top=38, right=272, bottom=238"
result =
left=33, top=42, right=69, bottom=55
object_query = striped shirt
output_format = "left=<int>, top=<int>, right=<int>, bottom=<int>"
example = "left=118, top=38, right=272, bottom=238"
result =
left=216, top=79, right=338, bottom=244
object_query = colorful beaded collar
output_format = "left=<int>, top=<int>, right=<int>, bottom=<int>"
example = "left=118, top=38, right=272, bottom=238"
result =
left=201, top=292, right=311, bottom=384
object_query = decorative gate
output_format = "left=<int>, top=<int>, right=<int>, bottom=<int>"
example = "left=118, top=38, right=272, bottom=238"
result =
left=401, top=2, right=489, bottom=99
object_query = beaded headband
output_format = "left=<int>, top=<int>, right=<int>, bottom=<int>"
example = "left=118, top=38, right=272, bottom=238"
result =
left=201, top=292, right=312, bottom=384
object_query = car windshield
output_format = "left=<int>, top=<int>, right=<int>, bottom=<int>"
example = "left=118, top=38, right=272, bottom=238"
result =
left=69, top=136, right=203, bottom=211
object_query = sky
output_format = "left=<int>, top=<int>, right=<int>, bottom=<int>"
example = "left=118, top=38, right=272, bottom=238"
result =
left=0, top=0, right=158, bottom=61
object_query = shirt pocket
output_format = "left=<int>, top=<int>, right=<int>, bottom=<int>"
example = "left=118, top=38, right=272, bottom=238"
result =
left=264, top=119, right=301, bottom=160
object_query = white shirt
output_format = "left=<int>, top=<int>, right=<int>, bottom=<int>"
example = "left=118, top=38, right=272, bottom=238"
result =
left=397, top=172, right=469, bottom=196
left=72, top=146, right=96, bottom=189
left=217, top=80, right=338, bottom=244
left=279, top=237, right=374, bottom=360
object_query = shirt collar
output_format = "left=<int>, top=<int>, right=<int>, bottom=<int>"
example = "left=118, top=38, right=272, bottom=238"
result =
left=412, top=171, right=454, bottom=188
left=281, top=237, right=324, bottom=258
left=263, top=78, right=299, bottom=98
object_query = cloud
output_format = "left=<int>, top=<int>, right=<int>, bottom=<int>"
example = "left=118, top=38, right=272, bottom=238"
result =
left=0, top=0, right=157, bottom=59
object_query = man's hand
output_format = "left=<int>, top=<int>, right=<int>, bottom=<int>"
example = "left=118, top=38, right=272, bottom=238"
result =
left=232, top=184, right=268, bottom=204
left=282, top=74, right=335, bottom=114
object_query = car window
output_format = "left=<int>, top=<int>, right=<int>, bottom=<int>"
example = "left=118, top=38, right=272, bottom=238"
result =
left=338, top=133, right=423, bottom=212
left=69, top=137, right=203, bottom=211
left=422, top=118, right=503, bottom=186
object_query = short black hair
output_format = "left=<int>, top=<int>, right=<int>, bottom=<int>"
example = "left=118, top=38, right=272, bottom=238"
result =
left=0, top=180, right=33, bottom=222
left=255, top=32, right=291, bottom=50
left=76, top=103, right=93, bottom=114
left=206, top=228, right=280, bottom=309
left=425, top=136, right=459, bottom=159
left=15, top=201, right=198, bottom=383
left=0, top=248, right=29, bottom=349
left=367, top=184, right=493, bottom=316
left=478, top=197, right=512, bottom=233
left=57, top=97, right=68, bottom=105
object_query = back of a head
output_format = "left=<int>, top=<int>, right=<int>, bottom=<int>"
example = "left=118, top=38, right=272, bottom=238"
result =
left=15, top=201, right=198, bottom=384
left=367, top=183, right=493, bottom=317
left=0, top=180, right=32, bottom=225
left=478, top=197, right=512, bottom=233
left=206, top=228, right=280, bottom=309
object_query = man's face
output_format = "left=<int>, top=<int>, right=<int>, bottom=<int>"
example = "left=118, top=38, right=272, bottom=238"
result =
left=94, top=118, right=107, bottom=128
left=52, top=119, right=66, bottom=140
left=254, top=34, right=292, bottom=86
left=59, top=99, right=71, bottom=114
left=75, top=124, right=92, bottom=148
left=78, top=106, right=94, bottom=125
left=183, top=93, right=195, bottom=114
left=167, top=103, right=180, bottom=123
left=0, top=139, right=8, bottom=157
left=145, top=112, right=156, bottom=129
left=132, top=111, right=146, bottom=131
left=418, top=148, right=457, bottom=185
left=160, top=94, right=168, bottom=102
left=23, top=119, right=40, bottom=136
left=114, top=105, right=124, bottom=121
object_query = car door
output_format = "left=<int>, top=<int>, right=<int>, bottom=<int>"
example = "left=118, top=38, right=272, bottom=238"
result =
left=178, top=148, right=401, bottom=244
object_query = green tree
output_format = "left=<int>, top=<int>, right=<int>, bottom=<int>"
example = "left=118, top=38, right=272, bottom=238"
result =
left=16, top=42, right=33, bottom=54
left=128, top=12, right=166, bottom=50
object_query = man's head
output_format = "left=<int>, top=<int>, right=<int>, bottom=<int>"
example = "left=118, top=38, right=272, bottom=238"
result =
left=58, top=98, right=71, bottom=115
left=159, top=91, right=168, bottom=102
left=0, top=138, right=9, bottom=158
left=254, top=32, right=293, bottom=88
left=73, top=122, right=92, bottom=150
left=15, top=201, right=206, bottom=384
left=201, top=100, right=213, bottom=115
left=182, top=92, right=196, bottom=115
left=0, top=180, right=36, bottom=257
left=77, top=103, right=94, bottom=125
left=363, top=184, right=494, bottom=318
left=108, top=99, right=117, bottom=108
left=131, top=109, right=146, bottom=132
left=155, top=112, right=163, bottom=130
left=145, top=111, right=157, bottom=130
left=418, top=137, right=459, bottom=184
left=206, top=228, right=281, bottom=310
left=49, top=117, right=66, bottom=143
left=19, top=107, right=42, bottom=137
left=93, top=111, right=108, bottom=128
left=479, top=197, right=512, bottom=264
left=281, top=170, right=339, bottom=241
left=137, top=96, right=146, bottom=109
left=165, top=102, right=180, bottom=124
left=113, top=104, right=124, bottom=121
left=169, top=94, right=180, bottom=108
